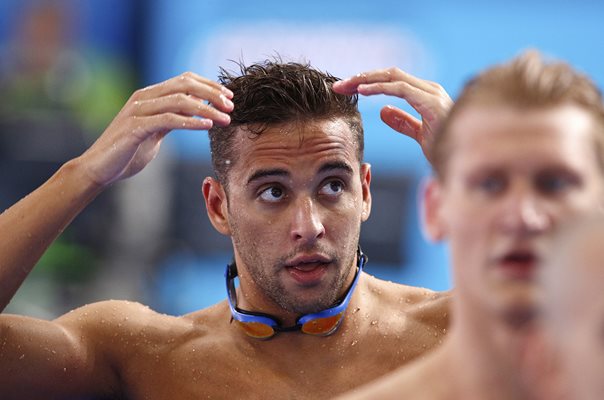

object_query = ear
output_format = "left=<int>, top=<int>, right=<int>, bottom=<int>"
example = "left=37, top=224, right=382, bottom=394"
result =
left=360, top=163, right=372, bottom=222
left=202, top=177, right=231, bottom=236
left=421, top=177, right=446, bottom=242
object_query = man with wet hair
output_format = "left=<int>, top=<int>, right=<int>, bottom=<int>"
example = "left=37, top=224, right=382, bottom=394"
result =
left=337, top=51, right=604, bottom=399
left=0, top=60, right=451, bottom=399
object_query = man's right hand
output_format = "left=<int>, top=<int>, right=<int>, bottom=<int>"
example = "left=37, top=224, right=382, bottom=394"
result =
left=0, top=72, right=234, bottom=312
left=79, top=72, right=234, bottom=188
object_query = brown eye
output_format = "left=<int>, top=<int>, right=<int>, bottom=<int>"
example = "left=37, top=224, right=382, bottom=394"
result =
left=319, top=180, right=344, bottom=197
left=259, top=186, right=285, bottom=202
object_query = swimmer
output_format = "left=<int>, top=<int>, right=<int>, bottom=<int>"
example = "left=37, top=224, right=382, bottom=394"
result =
left=338, top=50, right=604, bottom=400
left=0, top=61, right=451, bottom=399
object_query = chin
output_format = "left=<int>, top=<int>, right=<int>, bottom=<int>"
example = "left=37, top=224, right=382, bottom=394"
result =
left=491, top=283, right=540, bottom=329
left=501, top=296, right=539, bottom=329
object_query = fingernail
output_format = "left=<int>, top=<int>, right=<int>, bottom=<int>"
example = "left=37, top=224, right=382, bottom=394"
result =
left=220, top=94, right=234, bottom=109
left=221, top=88, right=234, bottom=98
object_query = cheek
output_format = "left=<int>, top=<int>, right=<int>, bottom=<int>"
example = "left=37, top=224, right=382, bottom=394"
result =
left=444, top=195, right=495, bottom=242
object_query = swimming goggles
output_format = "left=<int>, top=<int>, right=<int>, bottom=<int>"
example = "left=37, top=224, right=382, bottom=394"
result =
left=226, top=248, right=367, bottom=339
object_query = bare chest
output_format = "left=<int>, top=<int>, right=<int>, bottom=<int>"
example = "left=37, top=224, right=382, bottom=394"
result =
left=119, top=321, right=438, bottom=400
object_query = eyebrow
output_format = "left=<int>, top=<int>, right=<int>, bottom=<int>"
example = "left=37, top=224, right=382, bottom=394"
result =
left=246, top=168, right=289, bottom=185
left=318, top=161, right=354, bottom=175
left=246, top=161, right=354, bottom=186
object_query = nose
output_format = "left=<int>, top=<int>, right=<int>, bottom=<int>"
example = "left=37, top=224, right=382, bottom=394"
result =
left=499, top=189, right=552, bottom=236
left=290, top=197, right=325, bottom=243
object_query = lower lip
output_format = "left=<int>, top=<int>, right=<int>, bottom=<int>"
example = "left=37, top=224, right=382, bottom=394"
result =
left=286, top=263, right=328, bottom=285
left=495, top=260, right=536, bottom=280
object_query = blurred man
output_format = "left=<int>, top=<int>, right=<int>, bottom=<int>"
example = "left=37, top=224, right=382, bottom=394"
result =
left=337, top=50, right=604, bottom=399
left=541, top=215, right=604, bottom=400
left=0, top=61, right=451, bottom=399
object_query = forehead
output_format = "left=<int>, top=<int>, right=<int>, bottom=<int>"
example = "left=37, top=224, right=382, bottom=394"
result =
left=446, top=104, right=598, bottom=173
left=228, top=118, right=359, bottom=178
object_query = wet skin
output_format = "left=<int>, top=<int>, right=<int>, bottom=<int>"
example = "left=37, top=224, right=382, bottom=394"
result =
left=0, top=118, right=450, bottom=399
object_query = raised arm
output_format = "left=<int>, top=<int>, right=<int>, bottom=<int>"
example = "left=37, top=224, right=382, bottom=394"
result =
left=0, top=71, right=233, bottom=311
left=0, top=72, right=231, bottom=398
left=332, top=67, right=452, bottom=163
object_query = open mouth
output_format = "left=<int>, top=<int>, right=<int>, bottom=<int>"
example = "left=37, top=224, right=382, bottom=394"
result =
left=285, top=257, right=332, bottom=285
left=496, top=250, right=538, bottom=279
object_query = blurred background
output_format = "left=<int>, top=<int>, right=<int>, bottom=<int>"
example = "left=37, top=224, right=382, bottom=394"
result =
left=1, top=0, right=603, bottom=318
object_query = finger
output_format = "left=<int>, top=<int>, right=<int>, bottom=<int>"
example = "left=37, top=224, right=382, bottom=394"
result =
left=359, top=81, right=446, bottom=123
left=332, top=79, right=360, bottom=95
left=133, top=73, right=234, bottom=108
left=133, top=93, right=231, bottom=126
left=334, top=67, right=435, bottom=95
left=128, top=114, right=215, bottom=143
left=380, top=105, right=422, bottom=143
left=167, top=72, right=234, bottom=98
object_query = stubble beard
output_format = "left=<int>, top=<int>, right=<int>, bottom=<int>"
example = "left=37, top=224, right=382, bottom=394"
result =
left=230, top=225, right=360, bottom=315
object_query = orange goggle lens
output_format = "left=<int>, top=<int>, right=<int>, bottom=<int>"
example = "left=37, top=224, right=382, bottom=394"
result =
left=301, top=313, right=344, bottom=336
left=235, top=321, right=276, bottom=339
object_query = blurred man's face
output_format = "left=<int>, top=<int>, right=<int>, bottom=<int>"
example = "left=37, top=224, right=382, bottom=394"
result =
left=425, top=104, right=604, bottom=323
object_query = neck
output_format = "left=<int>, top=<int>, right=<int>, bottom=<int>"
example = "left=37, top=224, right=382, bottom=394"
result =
left=441, top=301, right=541, bottom=400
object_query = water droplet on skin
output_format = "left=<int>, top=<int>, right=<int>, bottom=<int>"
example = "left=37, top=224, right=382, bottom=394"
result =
left=225, top=159, right=231, bottom=165
left=351, top=340, right=358, bottom=346
left=370, top=320, right=378, bottom=326
left=19, top=354, right=25, bottom=360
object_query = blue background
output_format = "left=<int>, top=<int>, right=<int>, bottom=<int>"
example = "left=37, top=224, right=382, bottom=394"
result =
left=1, top=0, right=603, bottom=316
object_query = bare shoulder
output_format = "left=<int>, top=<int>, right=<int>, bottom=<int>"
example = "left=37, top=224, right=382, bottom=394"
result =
left=358, top=275, right=451, bottom=337
left=57, top=299, right=185, bottom=326
left=364, top=273, right=451, bottom=320
left=56, top=300, right=206, bottom=348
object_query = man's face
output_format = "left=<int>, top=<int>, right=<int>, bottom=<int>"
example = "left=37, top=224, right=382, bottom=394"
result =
left=426, top=104, right=604, bottom=321
left=219, top=118, right=371, bottom=316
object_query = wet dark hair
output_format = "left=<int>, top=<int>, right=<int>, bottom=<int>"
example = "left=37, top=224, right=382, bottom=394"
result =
left=208, top=60, right=363, bottom=186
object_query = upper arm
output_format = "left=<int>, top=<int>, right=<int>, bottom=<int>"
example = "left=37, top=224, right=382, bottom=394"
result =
left=0, top=305, right=122, bottom=399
